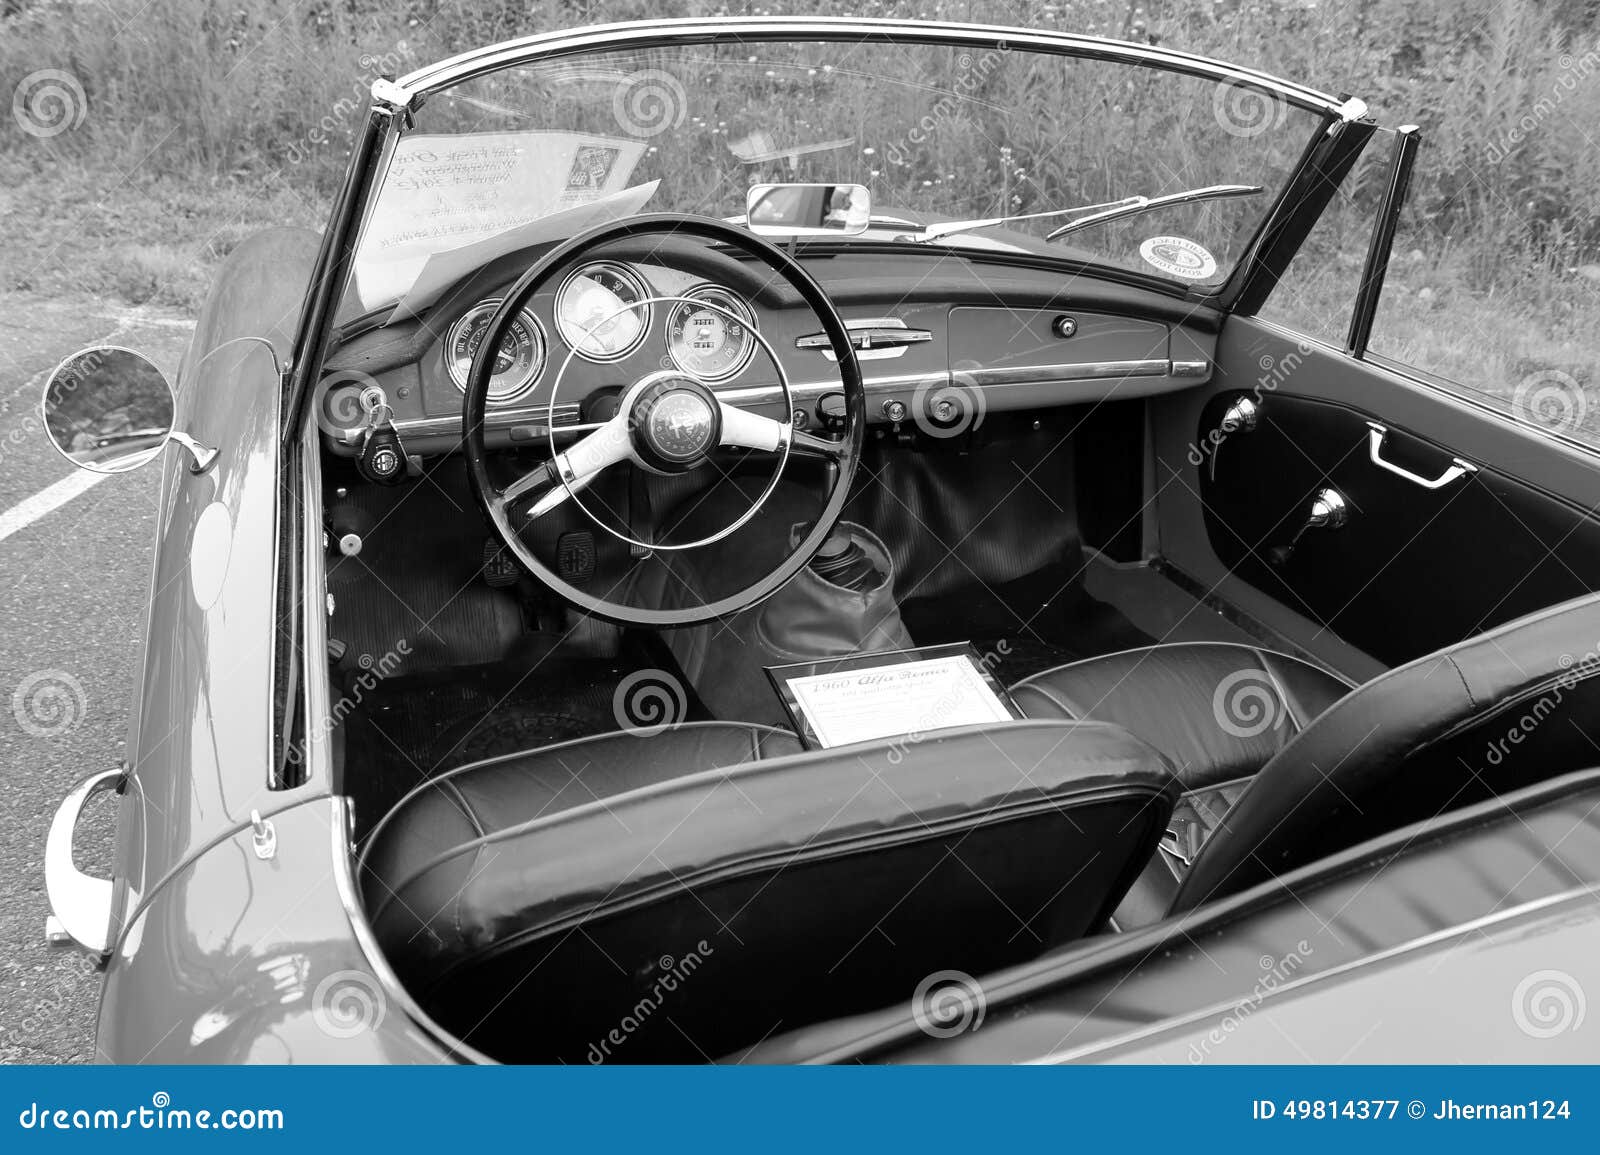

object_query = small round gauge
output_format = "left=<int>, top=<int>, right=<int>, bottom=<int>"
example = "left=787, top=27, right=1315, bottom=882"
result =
left=666, top=286, right=757, bottom=382
left=445, top=299, right=545, bottom=403
left=556, top=262, right=651, bottom=362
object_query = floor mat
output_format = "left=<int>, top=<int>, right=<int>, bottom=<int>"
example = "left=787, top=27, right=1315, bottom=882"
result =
left=901, top=562, right=1156, bottom=686
left=345, top=642, right=708, bottom=841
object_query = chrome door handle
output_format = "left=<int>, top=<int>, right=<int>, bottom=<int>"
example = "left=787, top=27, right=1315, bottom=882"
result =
left=44, top=766, right=124, bottom=957
left=1366, top=423, right=1477, bottom=489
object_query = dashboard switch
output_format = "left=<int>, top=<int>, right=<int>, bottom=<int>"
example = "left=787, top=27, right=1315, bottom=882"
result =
left=882, top=399, right=908, bottom=423
left=1051, top=315, right=1078, bottom=339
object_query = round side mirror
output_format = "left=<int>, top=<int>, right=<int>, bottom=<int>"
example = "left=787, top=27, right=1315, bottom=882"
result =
left=41, top=347, right=177, bottom=474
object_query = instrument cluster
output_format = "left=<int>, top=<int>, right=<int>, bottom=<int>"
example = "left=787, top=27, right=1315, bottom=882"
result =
left=443, top=261, right=758, bottom=407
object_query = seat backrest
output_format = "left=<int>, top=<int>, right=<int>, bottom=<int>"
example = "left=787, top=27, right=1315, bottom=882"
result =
left=370, top=720, right=1176, bottom=1063
left=1175, top=590, right=1600, bottom=911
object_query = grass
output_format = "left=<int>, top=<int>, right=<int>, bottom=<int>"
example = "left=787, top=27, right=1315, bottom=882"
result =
left=1, top=0, right=1597, bottom=439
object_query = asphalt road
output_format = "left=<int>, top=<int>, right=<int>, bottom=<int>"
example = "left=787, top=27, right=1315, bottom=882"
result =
left=0, top=292, right=193, bottom=1064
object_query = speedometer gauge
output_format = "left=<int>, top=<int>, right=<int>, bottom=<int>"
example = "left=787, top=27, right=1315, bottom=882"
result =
left=445, top=300, right=545, bottom=403
left=556, top=262, right=650, bottom=361
left=666, top=287, right=757, bottom=382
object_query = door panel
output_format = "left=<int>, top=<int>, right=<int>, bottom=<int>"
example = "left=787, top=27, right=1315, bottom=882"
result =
left=1152, top=317, right=1600, bottom=670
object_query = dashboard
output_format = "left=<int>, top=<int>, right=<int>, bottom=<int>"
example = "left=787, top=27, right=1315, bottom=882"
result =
left=317, top=247, right=1220, bottom=458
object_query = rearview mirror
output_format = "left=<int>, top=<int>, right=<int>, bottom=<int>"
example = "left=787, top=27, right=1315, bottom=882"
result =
left=745, top=183, right=871, bottom=237
left=41, top=347, right=177, bottom=474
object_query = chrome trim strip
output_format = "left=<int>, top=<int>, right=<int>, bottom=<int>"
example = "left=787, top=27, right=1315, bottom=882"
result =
left=390, top=358, right=1194, bottom=437
left=395, top=18, right=1350, bottom=118
left=965, top=359, right=1168, bottom=386
left=385, top=401, right=583, bottom=441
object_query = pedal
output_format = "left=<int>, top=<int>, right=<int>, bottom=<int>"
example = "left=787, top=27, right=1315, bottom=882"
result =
left=481, top=539, right=519, bottom=588
left=556, top=531, right=596, bottom=585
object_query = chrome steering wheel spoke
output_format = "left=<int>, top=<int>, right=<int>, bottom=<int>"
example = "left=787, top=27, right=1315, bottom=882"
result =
left=717, top=400, right=843, bottom=459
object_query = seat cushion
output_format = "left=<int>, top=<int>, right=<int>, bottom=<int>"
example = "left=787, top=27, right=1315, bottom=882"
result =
left=1010, top=642, right=1354, bottom=791
left=359, top=718, right=1177, bottom=1063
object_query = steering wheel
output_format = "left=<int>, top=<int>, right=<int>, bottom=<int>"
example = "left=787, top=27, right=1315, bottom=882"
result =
left=463, top=213, right=866, bottom=627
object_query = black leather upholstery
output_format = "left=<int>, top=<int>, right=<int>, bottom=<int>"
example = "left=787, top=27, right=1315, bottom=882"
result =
left=360, top=719, right=1176, bottom=1063
left=735, top=766, right=1600, bottom=1063
left=1175, top=590, right=1600, bottom=911
left=1011, top=642, right=1354, bottom=790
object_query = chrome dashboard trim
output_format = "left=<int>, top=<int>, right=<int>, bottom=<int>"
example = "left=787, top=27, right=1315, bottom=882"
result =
left=964, top=359, right=1169, bottom=387
left=382, top=358, right=1206, bottom=439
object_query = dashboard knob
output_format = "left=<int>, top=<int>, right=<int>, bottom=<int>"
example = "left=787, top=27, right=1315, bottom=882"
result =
left=816, top=392, right=848, bottom=433
left=882, top=399, right=908, bottom=423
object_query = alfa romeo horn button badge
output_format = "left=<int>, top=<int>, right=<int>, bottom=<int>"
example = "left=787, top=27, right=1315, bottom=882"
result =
left=648, top=390, right=716, bottom=458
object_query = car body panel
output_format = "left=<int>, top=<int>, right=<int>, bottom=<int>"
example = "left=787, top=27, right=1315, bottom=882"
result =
left=108, top=227, right=321, bottom=947
left=97, top=797, right=454, bottom=1063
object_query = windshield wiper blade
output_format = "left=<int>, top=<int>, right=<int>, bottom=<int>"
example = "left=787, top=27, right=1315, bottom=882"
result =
left=1044, top=184, right=1263, bottom=240
left=916, top=196, right=1143, bottom=242
left=914, top=184, right=1263, bottom=244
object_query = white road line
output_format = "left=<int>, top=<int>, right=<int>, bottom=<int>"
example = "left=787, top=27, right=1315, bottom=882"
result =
left=0, top=470, right=108, bottom=544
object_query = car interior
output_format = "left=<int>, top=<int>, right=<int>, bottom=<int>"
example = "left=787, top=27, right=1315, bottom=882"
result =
left=313, top=217, right=1600, bottom=1063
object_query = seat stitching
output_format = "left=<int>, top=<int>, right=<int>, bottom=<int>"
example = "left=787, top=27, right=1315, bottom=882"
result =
left=441, top=779, right=486, bottom=839
left=1253, top=649, right=1306, bottom=734
left=358, top=720, right=796, bottom=875
left=1444, top=654, right=1477, bottom=710
left=1013, top=681, right=1085, bottom=719
left=1011, top=640, right=1359, bottom=693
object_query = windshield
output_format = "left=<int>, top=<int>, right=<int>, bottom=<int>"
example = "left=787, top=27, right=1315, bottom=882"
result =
left=347, top=37, right=1326, bottom=317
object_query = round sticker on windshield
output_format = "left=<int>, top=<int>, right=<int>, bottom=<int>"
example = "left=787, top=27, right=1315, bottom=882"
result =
left=1139, top=236, right=1217, bottom=280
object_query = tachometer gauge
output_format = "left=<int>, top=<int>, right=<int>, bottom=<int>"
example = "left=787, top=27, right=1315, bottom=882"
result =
left=666, top=286, right=757, bottom=382
left=445, top=299, right=545, bottom=403
left=555, top=262, right=650, bottom=361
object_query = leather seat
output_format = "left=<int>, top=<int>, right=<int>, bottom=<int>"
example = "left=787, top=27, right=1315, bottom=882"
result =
left=1011, top=642, right=1353, bottom=924
left=1011, top=642, right=1354, bottom=791
left=1011, top=592, right=1600, bottom=918
left=359, top=718, right=1177, bottom=1063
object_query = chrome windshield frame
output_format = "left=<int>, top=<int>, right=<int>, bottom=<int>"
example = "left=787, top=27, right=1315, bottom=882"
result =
left=391, top=16, right=1357, bottom=118
left=284, top=16, right=1370, bottom=446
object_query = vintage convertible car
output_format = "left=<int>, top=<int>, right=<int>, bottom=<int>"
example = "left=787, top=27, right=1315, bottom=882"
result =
left=41, top=17, right=1598, bottom=1063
